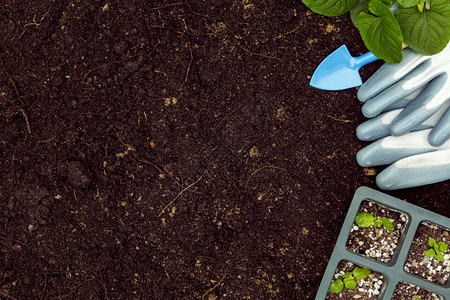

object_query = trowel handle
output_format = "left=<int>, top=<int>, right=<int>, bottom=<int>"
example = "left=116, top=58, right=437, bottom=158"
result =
left=352, top=52, right=379, bottom=69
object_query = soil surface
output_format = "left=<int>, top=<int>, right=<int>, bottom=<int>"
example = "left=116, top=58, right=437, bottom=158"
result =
left=1, top=1, right=449, bottom=299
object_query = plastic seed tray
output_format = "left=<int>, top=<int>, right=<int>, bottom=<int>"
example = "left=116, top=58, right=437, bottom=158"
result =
left=315, top=186, right=450, bottom=299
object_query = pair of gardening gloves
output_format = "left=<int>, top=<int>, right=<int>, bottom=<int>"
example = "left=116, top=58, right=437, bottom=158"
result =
left=356, top=44, right=450, bottom=190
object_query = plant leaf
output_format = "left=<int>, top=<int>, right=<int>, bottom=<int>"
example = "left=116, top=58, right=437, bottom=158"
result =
left=426, top=248, right=436, bottom=257
left=301, top=0, right=357, bottom=16
left=429, top=237, right=437, bottom=247
left=374, top=219, right=382, bottom=228
left=357, top=0, right=403, bottom=63
left=397, top=0, right=421, bottom=8
left=344, top=278, right=357, bottom=289
left=328, top=279, right=344, bottom=293
left=438, top=241, right=448, bottom=253
left=380, top=217, right=394, bottom=231
left=342, top=271, right=353, bottom=278
left=353, top=267, right=371, bottom=279
left=343, top=276, right=353, bottom=284
left=396, top=0, right=450, bottom=56
left=350, top=0, right=371, bottom=26
left=436, top=251, right=444, bottom=262
left=434, top=243, right=440, bottom=252
left=355, top=212, right=374, bottom=227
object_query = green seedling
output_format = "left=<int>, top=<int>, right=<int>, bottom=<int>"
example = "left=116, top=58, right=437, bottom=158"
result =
left=355, top=212, right=395, bottom=231
left=414, top=297, right=422, bottom=300
left=425, top=237, right=448, bottom=262
left=328, top=267, right=371, bottom=293
left=301, top=0, right=450, bottom=63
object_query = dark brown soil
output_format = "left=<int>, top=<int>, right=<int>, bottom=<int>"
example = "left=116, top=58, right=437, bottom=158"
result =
left=0, top=1, right=449, bottom=299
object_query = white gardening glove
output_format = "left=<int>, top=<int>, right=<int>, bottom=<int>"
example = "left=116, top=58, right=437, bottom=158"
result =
left=356, top=88, right=450, bottom=142
left=357, top=44, right=450, bottom=147
left=356, top=129, right=450, bottom=190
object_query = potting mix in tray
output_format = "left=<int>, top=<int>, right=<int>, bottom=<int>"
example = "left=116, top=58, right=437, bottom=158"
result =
left=315, top=187, right=450, bottom=300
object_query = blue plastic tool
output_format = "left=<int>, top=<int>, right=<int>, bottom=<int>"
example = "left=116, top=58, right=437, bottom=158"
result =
left=309, top=45, right=379, bottom=91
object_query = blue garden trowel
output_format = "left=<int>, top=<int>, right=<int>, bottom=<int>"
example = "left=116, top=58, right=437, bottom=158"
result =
left=310, top=45, right=379, bottom=91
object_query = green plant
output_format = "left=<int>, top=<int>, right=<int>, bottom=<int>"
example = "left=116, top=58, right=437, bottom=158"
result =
left=354, top=212, right=395, bottom=231
left=425, top=237, right=448, bottom=262
left=300, top=0, right=450, bottom=63
left=414, top=297, right=422, bottom=300
left=328, top=266, right=371, bottom=293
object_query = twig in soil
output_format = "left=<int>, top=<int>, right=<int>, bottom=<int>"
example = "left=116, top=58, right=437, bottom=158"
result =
left=39, top=265, right=48, bottom=300
left=326, top=115, right=354, bottom=123
left=0, top=234, right=27, bottom=247
left=1, top=62, right=32, bottom=134
left=236, top=43, right=280, bottom=60
left=201, top=275, right=226, bottom=299
left=213, top=103, right=244, bottom=131
left=83, top=37, right=164, bottom=80
left=17, top=2, right=58, bottom=40
left=245, top=165, right=286, bottom=187
left=94, top=278, right=110, bottom=299
left=175, top=30, right=194, bottom=82
left=0, top=290, right=18, bottom=300
left=50, top=278, right=94, bottom=300
left=158, top=171, right=206, bottom=217
left=149, top=2, right=209, bottom=19
left=114, top=129, right=202, bottom=195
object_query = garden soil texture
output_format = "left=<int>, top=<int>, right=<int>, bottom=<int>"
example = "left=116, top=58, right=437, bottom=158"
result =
left=1, top=1, right=449, bottom=299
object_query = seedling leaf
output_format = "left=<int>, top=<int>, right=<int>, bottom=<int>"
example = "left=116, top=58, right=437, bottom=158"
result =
left=353, top=267, right=371, bottom=279
left=396, top=0, right=450, bottom=55
left=426, top=248, right=436, bottom=257
left=344, top=279, right=357, bottom=289
left=343, top=276, right=354, bottom=284
left=429, top=237, right=437, bottom=247
left=355, top=212, right=374, bottom=227
left=438, top=241, right=448, bottom=252
left=435, top=251, right=445, bottom=262
left=301, top=0, right=357, bottom=16
left=357, top=0, right=403, bottom=63
left=342, top=271, right=353, bottom=278
left=380, top=217, right=394, bottom=231
left=375, top=219, right=382, bottom=227
left=328, top=279, right=344, bottom=293
left=434, top=243, right=440, bottom=252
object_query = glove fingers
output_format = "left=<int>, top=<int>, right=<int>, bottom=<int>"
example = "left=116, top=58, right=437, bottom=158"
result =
left=382, top=86, right=424, bottom=112
left=357, top=49, right=428, bottom=102
left=390, top=74, right=450, bottom=136
left=361, top=60, right=440, bottom=118
left=357, top=86, right=429, bottom=141
left=429, top=106, right=450, bottom=147
left=376, top=149, right=450, bottom=190
left=356, top=129, right=450, bottom=167
left=356, top=104, right=442, bottom=141
left=357, top=109, right=401, bottom=141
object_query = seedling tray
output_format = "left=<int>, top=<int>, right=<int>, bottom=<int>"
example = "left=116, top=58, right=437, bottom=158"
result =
left=315, top=186, right=450, bottom=299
